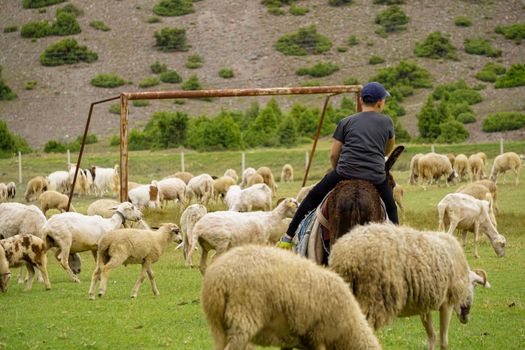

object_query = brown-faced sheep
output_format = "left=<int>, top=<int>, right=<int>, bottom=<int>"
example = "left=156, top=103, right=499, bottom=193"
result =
left=280, top=163, right=294, bottom=183
left=490, top=152, right=521, bottom=185
left=24, top=176, right=48, bottom=202
left=6, top=182, right=16, bottom=200
left=202, top=245, right=381, bottom=350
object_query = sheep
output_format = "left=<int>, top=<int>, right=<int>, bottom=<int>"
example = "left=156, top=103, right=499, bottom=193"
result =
left=157, top=178, right=186, bottom=209
left=280, top=163, right=294, bottom=183
left=408, top=153, right=423, bottom=185
left=212, top=176, right=236, bottom=203
left=92, top=165, right=120, bottom=196
left=490, top=152, right=521, bottom=185
left=476, top=151, right=488, bottom=168
left=246, top=172, right=264, bottom=187
left=223, top=168, right=238, bottom=183
left=185, top=174, right=214, bottom=206
left=240, top=167, right=256, bottom=188
left=454, top=154, right=471, bottom=182
left=87, top=199, right=150, bottom=230
left=329, top=223, right=491, bottom=350
left=128, top=181, right=160, bottom=210
left=393, top=184, right=405, bottom=221
left=446, top=153, right=455, bottom=168
left=42, top=202, right=142, bottom=282
left=296, top=183, right=315, bottom=203
left=202, top=245, right=381, bottom=350
left=68, top=164, right=90, bottom=196
left=0, top=183, right=7, bottom=202
left=187, top=198, right=298, bottom=274
left=88, top=223, right=182, bottom=299
left=438, top=192, right=505, bottom=258
left=230, top=183, right=272, bottom=212
left=39, top=190, right=76, bottom=215
left=6, top=182, right=16, bottom=200
left=0, top=243, right=10, bottom=293
left=179, top=204, right=207, bottom=263
left=167, top=171, right=194, bottom=184
left=24, top=176, right=48, bottom=202
left=256, top=166, right=278, bottom=194
left=417, top=153, right=458, bottom=187
left=468, top=154, right=485, bottom=181
left=0, top=234, right=51, bottom=291
left=457, top=181, right=499, bottom=214
left=224, top=185, right=241, bottom=210
left=47, top=170, right=70, bottom=194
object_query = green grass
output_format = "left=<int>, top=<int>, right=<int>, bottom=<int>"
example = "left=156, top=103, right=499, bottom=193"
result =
left=0, top=140, right=524, bottom=349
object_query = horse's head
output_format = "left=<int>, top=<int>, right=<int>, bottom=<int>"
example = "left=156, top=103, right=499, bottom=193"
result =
left=385, top=145, right=405, bottom=188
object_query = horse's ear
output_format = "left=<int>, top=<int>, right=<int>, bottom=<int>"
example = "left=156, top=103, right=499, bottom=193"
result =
left=385, top=145, right=405, bottom=172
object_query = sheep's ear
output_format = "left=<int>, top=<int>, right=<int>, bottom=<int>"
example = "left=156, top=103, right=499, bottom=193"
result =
left=385, top=145, right=405, bottom=172
left=470, top=269, right=491, bottom=288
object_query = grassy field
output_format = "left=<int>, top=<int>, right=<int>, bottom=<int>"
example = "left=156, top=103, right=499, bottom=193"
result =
left=0, top=140, right=524, bottom=349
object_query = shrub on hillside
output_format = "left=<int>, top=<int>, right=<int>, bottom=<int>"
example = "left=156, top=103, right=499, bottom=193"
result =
left=262, top=0, right=298, bottom=7
left=57, top=4, right=83, bottom=17
left=275, top=25, right=332, bottom=56
left=295, top=61, right=339, bottom=77
left=154, top=27, right=188, bottom=52
left=482, top=112, right=525, bottom=132
left=138, top=77, right=160, bottom=88
left=454, top=16, right=472, bottom=27
left=4, top=26, right=18, bottom=33
left=25, top=80, right=37, bottom=90
left=369, top=60, right=432, bottom=100
left=91, top=74, right=126, bottom=88
left=343, top=76, right=359, bottom=85
left=186, top=54, right=203, bottom=69
left=147, top=16, right=161, bottom=24
left=160, top=70, right=182, bottom=83
left=218, top=68, right=234, bottom=79
left=432, top=80, right=482, bottom=105
left=51, top=11, right=81, bottom=35
left=40, top=39, right=98, bottom=66
left=20, top=20, right=51, bottom=38
left=182, top=75, right=203, bottom=91
left=456, top=112, right=476, bottom=124
left=0, top=121, right=30, bottom=156
left=278, top=114, right=298, bottom=146
left=0, top=66, right=17, bottom=101
left=373, top=0, right=405, bottom=4
left=347, top=35, right=359, bottom=46
left=495, top=64, right=525, bottom=88
left=436, top=120, right=469, bottom=143
left=89, top=20, right=110, bottom=31
left=132, top=100, right=150, bottom=107
left=475, top=62, right=506, bottom=82
left=150, top=60, right=168, bottom=74
left=369, top=55, right=385, bottom=64
left=414, top=32, right=457, bottom=60
left=289, top=5, right=309, bottom=15
left=495, top=23, right=525, bottom=44
left=186, top=112, right=242, bottom=151
left=244, top=98, right=282, bottom=147
left=417, top=96, right=451, bottom=140
left=153, top=0, right=194, bottom=16
left=145, top=111, right=189, bottom=148
left=328, top=0, right=352, bottom=6
left=464, top=38, right=501, bottom=57
left=22, top=0, right=65, bottom=9
left=375, top=5, right=409, bottom=33
left=44, top=140, right=68, bottom=153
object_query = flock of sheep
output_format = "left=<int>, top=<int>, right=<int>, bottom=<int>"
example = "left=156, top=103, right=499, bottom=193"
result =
left=0, top=150, right=522, bottom=349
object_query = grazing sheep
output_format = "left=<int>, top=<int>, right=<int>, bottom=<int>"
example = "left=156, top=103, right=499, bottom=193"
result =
left=42, top=202, right=142, bottom=282
left=468, top=154, right=485, bottom=181
left=39, top=191, right=76, bottom=215
left=240, top=167, right=256, bottom=188
left=0, top=243, right=10, bottom=293
left=68, top=164, right=90, bottom=196
left=438, top=192, right=505, bottom=258
left=167, top=171, right=194, bottom=185
left=157, top=178, right=186, bottom=209
left=87, top=199, right=120, bottom=218
left=296, top=183, right=315, bottom=203
left=88, top=223, right=182, bottom=299
left=246, top=172, right=264, bottom=187
left=185, top=174, right=214, bottom=206
left=490, top=152, right=521, bottom=185
left=179, top=204, right=207, bottom=263
left=223, top=168, right=238, bottom=183
left=417, top=153, right=457, bottom=187
left=446, top=153, right=455, bottom=167
left=24, top=176, right=48, bottom=202
left=329, top=223, right=490, bottom=350
left=457, top=181, right=499, bottom=215
left=0, top=183, right=7, bottom=202
left=202, top=245, right=381, bottom=350
left=213, top=176, right=236, bottom=203
left=230, top=183, right=272, bottom=212
left=408, top=153, right=424, bottom=185
left=92, top=165, right=120, bottom=196
left=0, top=234, right=51, bottom=291
left=476, top=152, right=488, bottom=168
left=280, top=163, right=294, bottom=183
left=393, top=184, right=405, bottom=221
left=187, top=198, right=298, bottom=274
left=6, top=182, right=16, bottom=200
left=256, top=166, right=278, bottom=194
left=47, top=170, right=70, bottom=194
left=129, top=181, right=160, bottom=210
left=454, top=154, right=471, bottom=182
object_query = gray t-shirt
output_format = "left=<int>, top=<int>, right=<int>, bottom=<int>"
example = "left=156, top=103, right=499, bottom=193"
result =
left=333, top=111, right=394, bottom=184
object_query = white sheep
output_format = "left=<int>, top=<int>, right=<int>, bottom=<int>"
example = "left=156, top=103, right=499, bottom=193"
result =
left=224, top=185, right=241, bottom=210
left=202, top=245, right=381, bottom=350
left=417, top=153, right=458, bottom=187
left=167, top=171, right=194, bottom=184
left=92, top=165, right=120, bottom=196
left=437, top=192, right=505, bottom=258
left=0, top=234, right=51, bottom=291
left=280, top=163, right=294, bottom=183
left=24, top=176, right=48, bottom=202
left=490, top=152, right=521, bottom=185
left=187, top=198, right=298, bottom=274
left=329, top=223, right=491, bottom=350
left=47, top=170, right=70, bottom=194
left=408, top=153, right=423, bottom=185
left=157, top=177, right=186, bottom=209
left=230, top=183, right=272, bottom=212
left=256, top=166, right=278, bottom=194
left=179, top=204, right=207, bottom=263
left=39, top=190, right=76, bottom=215
left=223, top=168, right=238, bottom=183
left=6, top=182, right=16, bottom=200
left=128, top=181, right=160, bottom=210
left=185, top=174, right=214, bottom=206
left=87, top=199, right=150, bottom=230
left=240, top=167, right=256, bottom=188
left=88, top=223, right=182, bottom=299
left=468, top=154, right=485, bottom=181
left=212, top=176, right=236, bottom=203
left=42, top=202, right=142, bottom=282
left=0, top=183, right=7, bottom=202
left=454, top=154, right=471, bottom=182
left=68, top=164, right=90, bottom=196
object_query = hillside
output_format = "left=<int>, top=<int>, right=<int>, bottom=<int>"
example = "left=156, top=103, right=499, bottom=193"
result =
left=1, top=0, right=524, bottom=148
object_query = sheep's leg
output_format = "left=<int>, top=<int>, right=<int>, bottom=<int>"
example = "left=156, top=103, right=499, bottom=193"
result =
left=130, top=264, right=149, bottom=298
left=17, top=266, right=25, bottom=284
left=24, top=264, right=35, bottom=291
left=57, top=245, right=80, bottom=283
left=98, top=258, right=124, bottom=298
left=473, top=221, right=481, bottom=259
left=199, top=247, right=209, bottom=276
left=420, top=312, right=436, bottom=350
left=439, top=305, right=453, bottom=350
left=88, top=265, right=102, bottom=300
left=210, top=325, right=228, bottom=350
left=146, top=266, right=160, bottom=296
left=461, top=230, right=468, bottom=249
left=514, top=168, right=520, bottom=186
left=224, top=327, right=254, bottom=350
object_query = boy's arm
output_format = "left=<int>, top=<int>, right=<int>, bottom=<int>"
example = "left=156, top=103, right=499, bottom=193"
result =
left=385, top=136, right=395, bottom=156
left=330, top=139, right=343, bottom=169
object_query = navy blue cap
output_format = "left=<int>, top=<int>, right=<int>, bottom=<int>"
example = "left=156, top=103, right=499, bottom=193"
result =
left=361, top=82, right=390, bottom=103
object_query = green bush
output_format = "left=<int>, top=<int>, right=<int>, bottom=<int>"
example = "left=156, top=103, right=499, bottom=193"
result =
left=153, top=0, right=194, bottom=16
left=464, top=38, right=501, bottom=57
left=328, top=0, right=352, bottom=6
left=4, top=26, right=18, bottom=33
left=295, top=61, right=339, bottom=77
left=186, top=54, right=203, bottom=69
left=40, top=39, right=98, bottom=66
left=475, top=62, right=506, bottom=82
left=128, top=129, right=151, bottom=151
left=343, top=76, right=359, bottom=85
left=51, top=11, right=81, bottom=36
left=448, top=102, right=473, bottom=118
left=300, top=80, right=321, bottom=87
left=457, top=112, right=476, bottom=124
left=275, top=25, right=332, bottom=56
left=160, top=70, right=182, bottom=83
left=414, top=32, right=457, bottom=60
left=0, top=121, right=31, bottom=156
left=482, top=112, right=525, bottom=132
left=436, top=120, right=469, bottom=143
left=373, top=0, right=405, bottom=4
left=182, top=75, right=203, bottom=90
left=336, top=46, right=348, bottom=52
left=417, top=96, right=451, bottom=140
left=433, top=81, right=483, bottom=105
left=267, top=7, right=285, bottom=15
left=495, top=23, right=525, bottom=44
left=138, top=77, right=160, bottom=88
left=244, top=98, right=282, bottom=147
left=147, top=16, right=161, bottom=24
left=89, top=20, right=110, bottom=31
left=383, top=99, right=406, bottom=117
left=91, top=74, right=126, bottom=88
left=22, top=0, right=65, bottom=9
left=25, top=80, right=37, bottom=90
left=262, top=0, right=298, bottom=7
left=218, top=68, right=234, bottom=79
left=369, top=55, right=385, bottom=64
left=150, top=61, right=168, bottom=74
left=186, top=112, right=242, bottom=151
left=454, top=16, right=472, bottom=27
left=132, top=100, right=150, bottom=107
left=44, top=140, right=68, bottom=153
left=109, top=135, right=120, bottom=146
left=278, top=114, right=298, bottom=146
left=495, top=64, right=525, bottom=88
left=375, top=5, right=409, bottom=33
left=154, top=27, right=188, bottom=52
left=109, top=104, right=121, bottom=115
left=289, top=5, right=309, bottom=15
left=21, top=20, right=51, bottom=38
left=0, top=66, right=17, bottom=100
left=57, top=4, right=83, bottom=17
left=145, top=111, right=189, bottom=148
left=347, top=35, right=359, bottom=46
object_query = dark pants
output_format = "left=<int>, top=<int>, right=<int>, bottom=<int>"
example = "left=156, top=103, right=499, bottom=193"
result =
left=286, top=170, right=399, bottom=237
